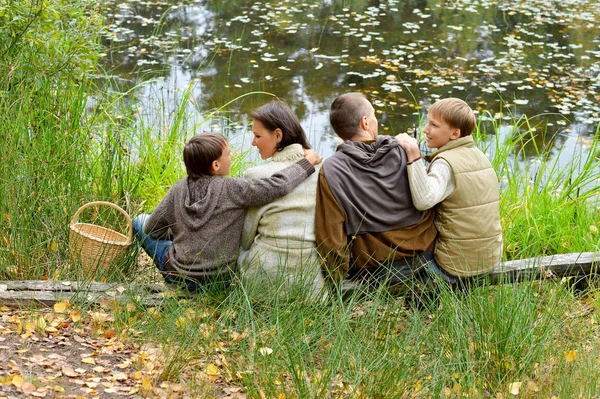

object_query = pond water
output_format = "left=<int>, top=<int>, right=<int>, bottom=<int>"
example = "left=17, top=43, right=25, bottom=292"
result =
left=99, top=0, right=600, bottom=162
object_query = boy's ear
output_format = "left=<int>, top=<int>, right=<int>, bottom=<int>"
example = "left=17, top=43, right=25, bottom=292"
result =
left=450, top=128, right=461, bottom=140
left=210, top=159, right=220, bottom=174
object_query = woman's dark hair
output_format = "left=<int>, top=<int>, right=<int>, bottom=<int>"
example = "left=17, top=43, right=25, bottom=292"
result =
left=251, top=101, right=311, bottom=150
left=183, top=133, right=226, bottom=178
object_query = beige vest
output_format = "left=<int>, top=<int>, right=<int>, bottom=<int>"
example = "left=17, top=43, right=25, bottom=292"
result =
left=426, top=136, right=503, bottom=277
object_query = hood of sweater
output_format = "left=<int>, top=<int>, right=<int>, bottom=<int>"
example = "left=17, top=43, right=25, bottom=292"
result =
left=175, top=175, right=226, bottom=230
left=336, top=135, right=399, bottom=167
left=323, top=135, right=428, bottom=235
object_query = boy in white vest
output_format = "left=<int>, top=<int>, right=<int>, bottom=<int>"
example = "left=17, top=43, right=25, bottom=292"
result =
left=396, top=98, right=503, bottom=282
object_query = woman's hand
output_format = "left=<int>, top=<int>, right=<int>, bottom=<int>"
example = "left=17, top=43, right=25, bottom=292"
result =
left=396, top=133, right=422, bottom=162
left=303, top=149, right=323, bottom=165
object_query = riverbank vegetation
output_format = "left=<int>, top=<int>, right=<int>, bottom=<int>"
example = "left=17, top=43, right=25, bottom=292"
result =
left=1, top=1, right=600, bottom=397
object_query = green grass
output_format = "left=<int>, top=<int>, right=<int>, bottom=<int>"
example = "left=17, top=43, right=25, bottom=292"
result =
left=107, top=277, right=600, bottom=398
left=2, top=2, right=600, bottom=397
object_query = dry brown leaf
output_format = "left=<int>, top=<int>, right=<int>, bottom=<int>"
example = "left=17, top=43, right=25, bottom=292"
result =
left=62, top=365, right=80, bottom=378
left=103, top=330, right=116, bottom=339
left=114, top=372, right=128, bottom=381
left=21, top=381, right=36, bottom=393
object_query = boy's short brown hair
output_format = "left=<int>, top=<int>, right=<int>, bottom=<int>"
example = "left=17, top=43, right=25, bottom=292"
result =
left=183, top=133, right=227, bottom=178
left=429, top=98, right=476, bottom=137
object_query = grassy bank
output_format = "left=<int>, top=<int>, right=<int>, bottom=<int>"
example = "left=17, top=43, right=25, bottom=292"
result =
left=1, top=1, right=600, bottom=398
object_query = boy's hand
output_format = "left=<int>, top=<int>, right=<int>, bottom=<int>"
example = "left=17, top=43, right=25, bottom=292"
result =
left=396, top=133, right=422, bottom=162
left=303, top=149, right=323, bottom=165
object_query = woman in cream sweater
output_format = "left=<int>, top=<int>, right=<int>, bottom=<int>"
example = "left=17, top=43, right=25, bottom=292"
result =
left=238, top=101, right=326, bottom=300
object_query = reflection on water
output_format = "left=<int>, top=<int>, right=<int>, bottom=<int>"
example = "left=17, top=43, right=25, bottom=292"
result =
left=99, top=0, right=600, bottom=162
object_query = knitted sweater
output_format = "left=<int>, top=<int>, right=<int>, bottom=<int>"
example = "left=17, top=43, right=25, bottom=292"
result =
left=144, top=158, right=315, bottom=279
left=237, top=144, right=326, bottom=299
left=407, top=158, right=456, bottom=210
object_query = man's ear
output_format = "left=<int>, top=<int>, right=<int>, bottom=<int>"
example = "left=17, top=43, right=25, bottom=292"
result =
left=274, top=128, right=283, bottom=144
left=359, top=115, right=369, bottom=131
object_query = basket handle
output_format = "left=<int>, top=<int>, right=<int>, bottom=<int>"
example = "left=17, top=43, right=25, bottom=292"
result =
left=70, top=201, right=133, bottom=243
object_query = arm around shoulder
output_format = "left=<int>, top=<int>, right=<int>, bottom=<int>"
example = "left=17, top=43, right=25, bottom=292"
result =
left=229, top=158, right=315, bottom=208
left=396, top=133, right=422, bottom=163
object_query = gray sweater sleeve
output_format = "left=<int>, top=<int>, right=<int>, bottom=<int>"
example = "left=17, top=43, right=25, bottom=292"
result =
left=227, top=158, right=315, bottom=208
left=143, top=183, right=178, bottom=238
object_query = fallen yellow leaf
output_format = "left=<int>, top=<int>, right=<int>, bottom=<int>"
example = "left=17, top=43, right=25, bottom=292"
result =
left=70, top=311, right=81, bottom=322
left=141, top=377, right=153, bottom=391
left=49, top=241, right=58, bottom=251
left=25, top=322, right=36, bottom=333
left=564, top=350, right=577, bottom=362
left=509, top=381, right=522, bottom=395
left=54, top=300, right=69, bottom=313
left=175, top=316, right=188, bottom=329
left=258, top=347, right=273, bottom=356
left=206, top=364, right=220, bottom=377
left=81, top=357, right=96, bottom=365
left=12, top=375, right=24, bottom=388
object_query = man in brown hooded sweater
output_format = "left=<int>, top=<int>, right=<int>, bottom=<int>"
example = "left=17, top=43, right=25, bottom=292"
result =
left=315, top=93, right=437, bottom=286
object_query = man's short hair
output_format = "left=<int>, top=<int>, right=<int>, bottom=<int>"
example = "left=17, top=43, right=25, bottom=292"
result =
left=183, top=133, right=226, bottom=178
left=429, top=98, right=477, bottom=137
left=329, top=92, right=372, bottom=140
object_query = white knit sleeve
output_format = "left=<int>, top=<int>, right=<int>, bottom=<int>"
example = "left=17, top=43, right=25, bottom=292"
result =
left=406, top=158, right=455, bottom=210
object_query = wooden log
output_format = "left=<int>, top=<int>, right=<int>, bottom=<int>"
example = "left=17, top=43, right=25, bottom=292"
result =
left=343, top=252, right=600, bottom=296
left=488, top=252, right=599, bottom=283
left=0, top=280, right=176, bottom=308
left=0, top=289, right=170, bottom=308
left=0, top=252, right=598, bottom=307
left=0, top=280, right=168, bottom=293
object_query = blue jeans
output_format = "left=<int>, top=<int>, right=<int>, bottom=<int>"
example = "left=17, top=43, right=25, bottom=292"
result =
left=348, top=249, right=437, bottom=287
left=134, top=214, right=229, bottom=292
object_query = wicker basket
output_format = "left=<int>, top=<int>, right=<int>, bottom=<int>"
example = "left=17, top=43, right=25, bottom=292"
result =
left=69, top=201, right=133, bottom=275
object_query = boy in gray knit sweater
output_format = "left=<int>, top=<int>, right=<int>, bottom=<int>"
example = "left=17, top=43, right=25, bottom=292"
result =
left=134, top=133, right=321, bottom=290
